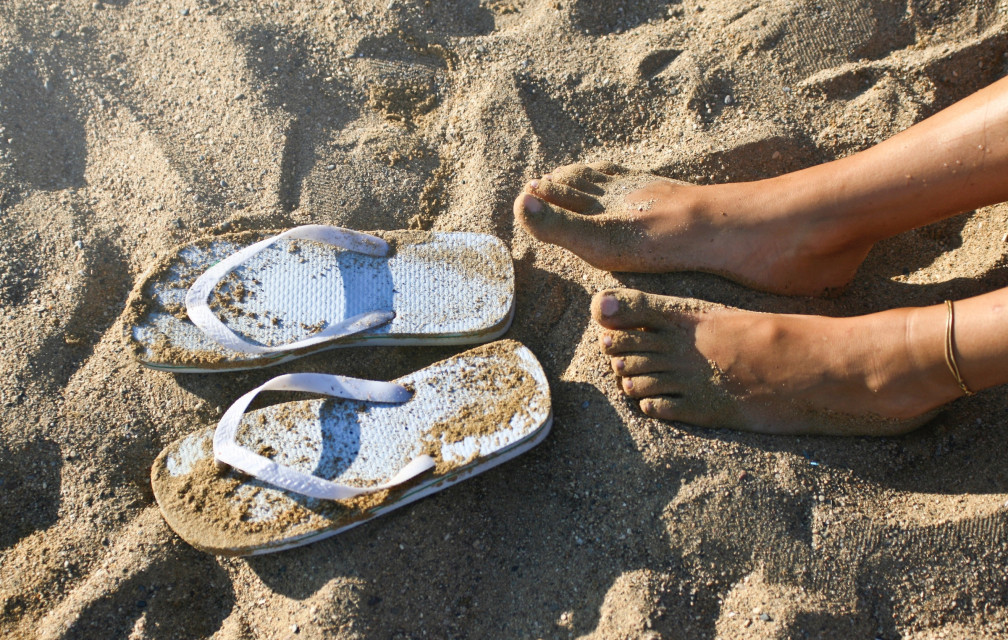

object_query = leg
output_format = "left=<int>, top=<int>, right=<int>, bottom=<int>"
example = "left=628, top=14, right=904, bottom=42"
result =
left=516, top=76, right=1008, bottom=296
left=593, top=287, right=1008, bottom=435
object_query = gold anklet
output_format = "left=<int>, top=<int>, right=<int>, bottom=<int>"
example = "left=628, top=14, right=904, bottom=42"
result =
left=944, top=300, right=974, bottom=396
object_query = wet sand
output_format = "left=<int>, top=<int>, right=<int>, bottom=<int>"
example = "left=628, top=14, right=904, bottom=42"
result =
left=1, top=1, right=1007, bottom=638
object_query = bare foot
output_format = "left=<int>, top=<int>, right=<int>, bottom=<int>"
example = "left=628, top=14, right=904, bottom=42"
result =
left=592, top=288, right=965, bottom=435
left=514, top=162, right=877, bottom=296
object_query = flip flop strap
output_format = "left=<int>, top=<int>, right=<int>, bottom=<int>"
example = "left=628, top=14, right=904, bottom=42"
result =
left=213, top=373, right=436, bottom=501
left=185, top=225, right=394, bottom=354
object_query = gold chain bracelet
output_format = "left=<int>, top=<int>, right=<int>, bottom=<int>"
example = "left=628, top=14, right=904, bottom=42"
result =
left=944, top=300, right=974, bottom=397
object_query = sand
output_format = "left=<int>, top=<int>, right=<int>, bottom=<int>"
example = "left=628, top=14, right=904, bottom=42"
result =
left=1, top=0, right=1007, bottom=638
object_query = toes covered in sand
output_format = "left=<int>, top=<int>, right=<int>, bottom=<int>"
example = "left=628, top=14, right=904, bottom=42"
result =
left=586, top=160, right=627, bottom=176
left=529, top=177, right=600, bottom=211
left=610, top=353, right=676, bottom=376
left=546, top=163, right=614, bottom=192
left=513, top=191, right=618, bottom=265
left=591, top=288, right=704, bottom=331
left=619, top=373, right=684, bottom=398
left=590, top=289, right=723, bottom=425
left=513, top=191, right=582, bottom=239
left=598, top=328, right=667, bottom=355
left=552, top=160, right=628, bottom=183
left=639, top=396, right=712, bottom=425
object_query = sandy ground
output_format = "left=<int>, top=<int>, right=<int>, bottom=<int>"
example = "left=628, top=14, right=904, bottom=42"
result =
left=1, top=0, right=1008, bottom=638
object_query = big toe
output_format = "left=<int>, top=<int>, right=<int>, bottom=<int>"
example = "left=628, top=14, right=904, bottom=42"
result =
left=515, top=192, right=607, bottom=253
left=514, top=192, right=560, bottom=239
left=591, top=288, right=677, bottom=330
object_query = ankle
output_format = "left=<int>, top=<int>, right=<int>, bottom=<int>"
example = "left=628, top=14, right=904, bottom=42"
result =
left=873, top=306, right=963, bottom=418
left=756, top=173, right=882, bottom=255
left=909, top=304, right=977, bottom=401
left=696, top=180, right=872, bottom=290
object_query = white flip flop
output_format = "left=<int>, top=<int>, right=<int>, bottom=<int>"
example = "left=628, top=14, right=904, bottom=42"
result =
left=125, top=225, right=514, bottom=372
left=150, top=340, right=552, bottom=555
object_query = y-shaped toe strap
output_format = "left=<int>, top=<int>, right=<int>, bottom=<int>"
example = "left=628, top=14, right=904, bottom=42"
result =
left=213, top=373, right=436, bottom=501
left=186, top=225, right=394, bottom=355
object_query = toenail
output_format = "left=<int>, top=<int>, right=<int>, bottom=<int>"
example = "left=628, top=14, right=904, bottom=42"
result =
left=543, top=174, right=552, bottom=181
left=599, top=294, right=618, bottom=317
left=613, top=358, right=624, bottom=372
left=624, top=378, right=634, bottom=391
left=601, top=333, right=612, bottom=348
left=641, top=399, right=652, bottom=412
left=529, top=179, right=539, bottom=189
left=521, top=193, right=543, bottom=213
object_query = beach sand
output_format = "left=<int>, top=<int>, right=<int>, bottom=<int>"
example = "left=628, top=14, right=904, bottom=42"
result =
left=2, top=0, right=1008, bottom=638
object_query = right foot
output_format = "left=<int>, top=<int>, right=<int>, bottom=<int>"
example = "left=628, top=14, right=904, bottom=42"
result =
left=514, top=162, right=878, bottom=296
left=592, top=288, right=962, bottom=435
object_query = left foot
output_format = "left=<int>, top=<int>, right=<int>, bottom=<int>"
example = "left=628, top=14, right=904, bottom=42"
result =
left=592, top=288, right=964, bottom=435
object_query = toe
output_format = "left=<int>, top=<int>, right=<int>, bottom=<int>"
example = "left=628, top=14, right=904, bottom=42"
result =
left=548, top=164, right=606, bottom=195
left=514, top=192, right=571, bottom=240
left=611, top=354, right=672, bottom=376
left=592, top=288, right=677, bottom=331
left=514, top=192, right=544, bottom=217
left=586, top=161, right=627, bottom=176
left=620, top=374, right=682, bottom=398
left=598, top=329, right=666, bottom=355
left=515, top=193, right=621, bottom=262
left=530, top=178, right=600, bottom=212
left=639, top=397, right=711, bottom=426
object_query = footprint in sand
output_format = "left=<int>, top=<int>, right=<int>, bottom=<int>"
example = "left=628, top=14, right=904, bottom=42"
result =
left=29, top=510, right=235, bottom=640
left=354, top=34, right=448, bottom=124
left=0, top=437, right=62, bottom=552
left=0, top=51, right=87, bottom=193
left=658, top=469, right=1008, bottom=636
left=568, top=0, right=676, bottom=37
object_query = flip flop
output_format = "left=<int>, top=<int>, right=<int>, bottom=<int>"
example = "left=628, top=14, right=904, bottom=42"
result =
left=125, top=225, right=514, bottom=372
left=150, top=340, right=552, bottom=555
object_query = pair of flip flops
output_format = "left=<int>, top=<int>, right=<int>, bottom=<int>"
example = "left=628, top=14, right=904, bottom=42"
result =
left=129, top=226, right=551, bottom=555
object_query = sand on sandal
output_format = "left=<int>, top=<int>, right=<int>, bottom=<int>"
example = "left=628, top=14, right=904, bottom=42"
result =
left=1, top=1, right=1007, bottom=638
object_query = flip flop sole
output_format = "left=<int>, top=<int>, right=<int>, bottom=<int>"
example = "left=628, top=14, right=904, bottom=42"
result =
left=126, top=229, right=514, bottom=371
left=151, top=340, right=551, bottom=555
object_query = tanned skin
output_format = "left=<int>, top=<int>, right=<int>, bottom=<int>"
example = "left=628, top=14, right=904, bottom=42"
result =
left=515, top=76, right=1008, bottom=435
